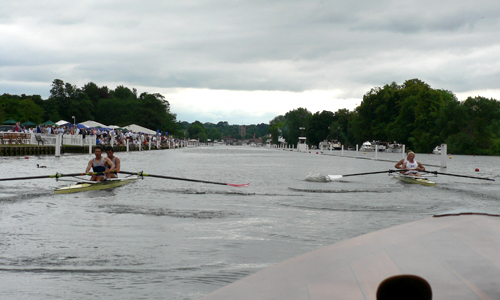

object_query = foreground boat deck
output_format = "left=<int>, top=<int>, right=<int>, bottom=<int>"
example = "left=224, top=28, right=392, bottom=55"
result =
left=201, top=212, right=500, bottom=300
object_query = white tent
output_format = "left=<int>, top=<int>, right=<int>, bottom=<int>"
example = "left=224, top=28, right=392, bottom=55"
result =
left=56, top=120, right=70, bottom=126
left=123, top=124, right=156, bottom=135
left=80, top=120, right=108, bottom=128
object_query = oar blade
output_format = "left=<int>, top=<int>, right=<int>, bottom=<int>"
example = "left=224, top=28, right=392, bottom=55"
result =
left=327, top=175, right=343, bottom=180
left=226, top=183, right=250, bottom=187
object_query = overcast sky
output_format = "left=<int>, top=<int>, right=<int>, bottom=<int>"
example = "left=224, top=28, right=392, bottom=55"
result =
left=1, top=0, right=499, bottom=124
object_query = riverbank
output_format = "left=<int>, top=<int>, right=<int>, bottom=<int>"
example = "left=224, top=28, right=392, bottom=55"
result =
left=0, top=144, right=184, bottom=156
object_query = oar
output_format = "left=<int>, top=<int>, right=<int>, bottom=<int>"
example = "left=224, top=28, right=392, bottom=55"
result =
left=421, top=170, right=495, bottom=181
left=120, top=171, right=250, bottom=187
left=0, top=172, right=105, bottom=182
left=328, top=170, right=395, bottom=180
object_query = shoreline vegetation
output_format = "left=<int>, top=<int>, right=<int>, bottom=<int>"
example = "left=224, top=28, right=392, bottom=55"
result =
left=269, top=79, right=500, bottom=156
left=2, top=78, right=500, bottom=155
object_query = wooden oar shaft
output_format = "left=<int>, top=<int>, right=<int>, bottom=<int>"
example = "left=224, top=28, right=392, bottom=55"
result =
left=0, top=172, right=105, bottom=182
left=120, top=171, right=249, bottom=187
left=422, top=171, right=495, bottom=181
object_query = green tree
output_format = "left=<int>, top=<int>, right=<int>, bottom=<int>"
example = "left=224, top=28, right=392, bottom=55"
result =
left=268, top=115, right=284, bottom=144
left=208, top=127, right=222, bottom=141
left=306, top=110, right=335, bottom=146
left=187, top=121, right=208, bottom=142
left=282, top=107, right=311, bottom=146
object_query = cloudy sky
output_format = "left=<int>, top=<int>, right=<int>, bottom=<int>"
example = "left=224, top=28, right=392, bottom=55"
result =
left=1, top=0, right=499, bottom=124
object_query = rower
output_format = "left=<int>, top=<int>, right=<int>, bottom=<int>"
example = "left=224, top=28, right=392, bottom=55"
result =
left=85, top=146, right=115, bottom=182
left=394, top=150, right=412, bottom=170
left=105, top=146, right=120, bottom=179
left=402, top=151, right=425, bottom=176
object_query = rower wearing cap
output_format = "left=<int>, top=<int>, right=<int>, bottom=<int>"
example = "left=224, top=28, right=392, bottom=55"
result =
left=85, top=146, right=115, bottom=182
left=105, top=146, right=120, bottom=178
left=402, top=151, right=425, bottom=176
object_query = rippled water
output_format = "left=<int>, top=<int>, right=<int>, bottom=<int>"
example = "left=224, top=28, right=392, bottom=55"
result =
left=1, top=147, right=499, bottom=299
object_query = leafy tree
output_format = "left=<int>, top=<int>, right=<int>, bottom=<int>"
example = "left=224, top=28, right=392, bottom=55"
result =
left=18, top=99, right=44, bottom=123
left=0, top=94, right=44, bottom=123
left=306, top=110, right=335, bottom=146
left=208, top=127, right=222, bottom=141
left=334, top=108, right=355, bottom=146
left=187, top=121, right=207, bottom=142
left=82, top=82, right=110, bottom=116
left=282, top=107, right=311, bottom=145
left=268, top=115, right=284, bottom=144
left=112, top=85, right=136, bottom=101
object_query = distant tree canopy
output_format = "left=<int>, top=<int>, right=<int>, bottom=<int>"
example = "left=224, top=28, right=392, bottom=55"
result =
left=0, top=94, right=44, bottom=124
left=267, top=79, right=500, bottom=155
left=187, top=121, right=208, bottom=142
left=1, top=79, right=179, bottom=136
left=4, top=78, right=500, bottom=155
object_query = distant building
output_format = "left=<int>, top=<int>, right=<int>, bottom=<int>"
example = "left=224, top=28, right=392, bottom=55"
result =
left=239, top=125, right=246, bottom=139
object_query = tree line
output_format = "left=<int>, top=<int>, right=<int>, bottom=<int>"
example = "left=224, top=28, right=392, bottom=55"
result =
left=269, top=79, right=500, bottom=155
left=3, top=78, right=499, bottom=154
left=181, top=121, right=269, bottom=142
left=0, top=79, right=269, bottom=141
left=1, top=79, right=179, bottom=135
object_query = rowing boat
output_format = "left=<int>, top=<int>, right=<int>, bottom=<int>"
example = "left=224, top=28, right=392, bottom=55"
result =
left=391, top=172, right=436, bottom=186
left=200, top=211, right=500, bottom=300
left=0, top=171, right=248, bottom=194
left=54, top=176, right=139, bottom=194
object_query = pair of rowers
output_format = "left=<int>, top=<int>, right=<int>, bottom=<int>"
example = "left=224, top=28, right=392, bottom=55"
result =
left=85, top=146, right=121, bottom=182
left=395, top=150, right=425, bottom=176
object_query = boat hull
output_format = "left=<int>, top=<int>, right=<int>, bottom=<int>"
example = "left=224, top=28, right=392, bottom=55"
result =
left=200, top=213, right=500, bottom=300
left=391, top=173, right=436, bottom=186
left=54, top=177, right=139, bottom=194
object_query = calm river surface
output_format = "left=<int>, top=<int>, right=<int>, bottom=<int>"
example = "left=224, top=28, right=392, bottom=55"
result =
left=1, top=146, right=499, bottom=299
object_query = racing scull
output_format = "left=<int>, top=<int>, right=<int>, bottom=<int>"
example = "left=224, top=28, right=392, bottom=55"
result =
left=54, top=176, right=139, bottom=194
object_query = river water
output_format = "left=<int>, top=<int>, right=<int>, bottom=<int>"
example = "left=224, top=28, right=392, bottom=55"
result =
left=0, top=146, right=499, bottom=299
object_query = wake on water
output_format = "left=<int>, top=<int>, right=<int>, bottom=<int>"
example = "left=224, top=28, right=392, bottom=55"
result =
left=305, top=173, right=332, bottom=182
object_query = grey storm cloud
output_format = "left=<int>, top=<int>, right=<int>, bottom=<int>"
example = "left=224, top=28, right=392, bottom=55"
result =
left=1, top=0, right=500, bottom=100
